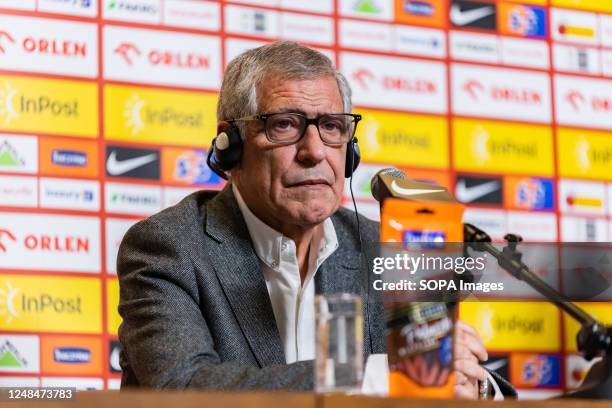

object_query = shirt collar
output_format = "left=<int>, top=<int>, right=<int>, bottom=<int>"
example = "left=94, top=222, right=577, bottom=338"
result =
left=232, top=183, right=338, bottom=271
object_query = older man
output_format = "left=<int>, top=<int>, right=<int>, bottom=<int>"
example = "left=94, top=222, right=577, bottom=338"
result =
left=117, top=41, right=489, bottom=398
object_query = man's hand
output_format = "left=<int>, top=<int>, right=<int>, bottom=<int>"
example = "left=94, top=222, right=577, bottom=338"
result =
left=453, top=320, right=488, bottom=399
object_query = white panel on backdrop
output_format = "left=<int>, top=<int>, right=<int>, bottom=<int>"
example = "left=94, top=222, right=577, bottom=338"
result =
left=230, top=0, right=278, bottom=6
left=38, top=0, right=97, bottom=17
left=281, top=13, right=334, bottom=46
left=0, top=213, right=101, bottom=273
left=342, top=200, right=380, bottom=222
left=559, top=179, right=607, bottom=216
left=462, top=208, right=507, bottom=241
left=394, top=25, right=446, bottom=59
left=339, top=19, right=392, bottom=51
left=106, top=218, right=140, bottom=274
left=0, top=135, right=38, bottom=174
left=341, top=52, right=447, bottom=114
left=452, top=64, right=552, bottom=123
left=281, top=0, right=333, bottom=14
left=105, top=182, right=162, bottom=216
left=500, top=37, right=549, bottom=70
left=0, top=176, right=37, bottom=207
left=339, top=0, right=393, bottom=21
left=601, top=14, right=612, bottom=47
left=555, top=75, right=612, bottom=131
left=561, top=216, right=608, bottom=242
left=603, top=50, right=612, bottom=78
left=450, top=31, right=499, bottom=64
left=224, top=5, right=280, bottom=38
left=224, top=38, right=269, bottom=66
left=551, top=8, right=599, bottom=45
left=102, top=0, right=161, bottom=24
left=163, top=186, right=199, bottom=208
left=41, top=377, right=104, bottom=390
left=163, top=0, right=221, bottom=31
left=39, top=178, right=100, bottom=212
left=344, top=163, right=387, bottom=201
left=0, top=335, right=39, bottom=373
left=0, top=377, right=40, bottom=387
left=0, top=15, right=98, bottom=78
left=553, top=44, right=601, bottom=75
left=104, top=25, right=221, bottom=90
left=507, top=211, right=557, bottom=242
left=0, top=0, right=35, bottom=10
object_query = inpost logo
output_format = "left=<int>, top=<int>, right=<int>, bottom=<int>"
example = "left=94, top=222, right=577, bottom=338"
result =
left=558, top=127, right=612, bottom=180
left=357, top=109, right=448, bottom=168
left=0, top=76, right=97, bottom=137
left=453, top=118, right=553, bottom=176
left=122, top=92, right=203, bottom=135
left=460, top=302, right=560, bottom=351
left=105, top=84, right=216, bottom=146
left=0, top=275, right=101, bottom=333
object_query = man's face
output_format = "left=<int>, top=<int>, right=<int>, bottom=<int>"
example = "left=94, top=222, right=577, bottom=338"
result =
left=231, top=75, right=347, bottom=231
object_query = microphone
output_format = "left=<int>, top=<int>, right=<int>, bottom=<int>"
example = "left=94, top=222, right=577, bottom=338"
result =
left=370, top=168, right=456, bottom=203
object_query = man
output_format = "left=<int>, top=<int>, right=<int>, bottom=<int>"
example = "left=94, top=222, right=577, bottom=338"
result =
left=117, top=41, right=490, bottom=398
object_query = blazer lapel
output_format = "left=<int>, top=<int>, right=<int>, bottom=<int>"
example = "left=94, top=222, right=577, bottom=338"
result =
left=199, top=184, right=285, bottom=367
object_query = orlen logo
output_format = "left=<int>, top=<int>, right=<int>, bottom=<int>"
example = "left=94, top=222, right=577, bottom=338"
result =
left=0, top=82, right=79, bottom=125
left=0, top=29, right=87, bottom=58
left=113, top=42, right=209, bottom=69
left=352, top=68, right=436, bottom=94
left=0, top=228, right=16, bottom=253
left=463, top=79, right=542, bottom=105
left=53, top=347, right=91, bottom=364
left=565, top=90, right=612, bottom=114
left=0, top=227, right=90, bottom=254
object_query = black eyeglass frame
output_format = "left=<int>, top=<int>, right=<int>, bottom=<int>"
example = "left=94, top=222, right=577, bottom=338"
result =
left=229, top=112, right=362, bottom=145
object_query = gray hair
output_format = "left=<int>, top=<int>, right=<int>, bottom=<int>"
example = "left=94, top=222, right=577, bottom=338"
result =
left=217, top=41, right=352, bottom=127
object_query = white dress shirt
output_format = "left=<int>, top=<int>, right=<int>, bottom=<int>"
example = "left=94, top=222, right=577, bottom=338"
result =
left=233, top=184, right=339, bottom=364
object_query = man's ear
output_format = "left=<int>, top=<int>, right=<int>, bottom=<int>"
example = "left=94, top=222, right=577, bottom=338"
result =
left=216, top=121, right=231, bottom=134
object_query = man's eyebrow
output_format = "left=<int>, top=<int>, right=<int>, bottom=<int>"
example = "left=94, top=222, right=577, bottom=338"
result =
left=264, top=108, right=307, bottom=115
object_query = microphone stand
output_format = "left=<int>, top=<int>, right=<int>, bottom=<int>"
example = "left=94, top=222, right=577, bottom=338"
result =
left=464, top=224, right=612, bottom=399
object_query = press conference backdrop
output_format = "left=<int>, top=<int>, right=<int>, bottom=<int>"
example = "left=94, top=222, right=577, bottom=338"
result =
left=0, top=0, right=611, bottom=398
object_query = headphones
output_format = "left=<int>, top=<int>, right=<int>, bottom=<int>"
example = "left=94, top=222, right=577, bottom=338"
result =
left=206, top=122, right=361, bottom=180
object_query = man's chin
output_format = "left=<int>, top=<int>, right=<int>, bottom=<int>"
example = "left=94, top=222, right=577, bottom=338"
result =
left=282, top=202, right=338, bottom=227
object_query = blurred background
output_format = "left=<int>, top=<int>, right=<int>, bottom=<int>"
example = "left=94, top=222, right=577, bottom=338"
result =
left=0, top=0, right=611, bottom=398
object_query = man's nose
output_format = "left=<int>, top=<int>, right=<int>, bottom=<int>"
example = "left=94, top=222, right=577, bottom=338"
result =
left=296, top=123, right=326, bottom=165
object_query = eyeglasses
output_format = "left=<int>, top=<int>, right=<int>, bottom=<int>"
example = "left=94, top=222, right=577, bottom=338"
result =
left=230, top=112, right=362, bottom=145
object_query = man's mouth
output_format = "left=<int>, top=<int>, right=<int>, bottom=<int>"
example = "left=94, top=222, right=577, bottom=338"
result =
left=291, top=178, right=330, bottom=187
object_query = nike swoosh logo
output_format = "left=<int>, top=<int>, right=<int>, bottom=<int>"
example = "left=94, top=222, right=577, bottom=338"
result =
left=390, top=180, right=445, bottom=196
left=455, top=179, right=500, bottom=203
left=106, top=151, right=157, bottom=176
left=450, top=3, right=494, bottom=26
left=483, top=359, right=508, bottom=372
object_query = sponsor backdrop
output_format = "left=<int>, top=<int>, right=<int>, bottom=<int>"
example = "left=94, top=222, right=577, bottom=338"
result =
left=0, top=0, right=610, bottom=397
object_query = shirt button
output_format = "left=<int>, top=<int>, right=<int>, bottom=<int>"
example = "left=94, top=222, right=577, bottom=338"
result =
left=281, top=242, right=288, bottom=251
left=271, top=261, right=279, bottom=268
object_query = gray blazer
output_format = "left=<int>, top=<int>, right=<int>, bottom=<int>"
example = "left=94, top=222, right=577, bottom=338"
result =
left=117, top=184, right=385, bottom=390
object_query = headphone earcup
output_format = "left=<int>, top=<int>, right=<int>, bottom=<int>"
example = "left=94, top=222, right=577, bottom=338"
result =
left=213, top=124, right=243, bottom=171
left=345, top=137, right=360, bottom=178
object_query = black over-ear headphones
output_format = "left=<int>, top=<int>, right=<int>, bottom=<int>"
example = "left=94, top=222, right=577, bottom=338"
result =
left=206, top=122, right=360, bottom=180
